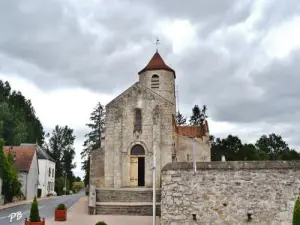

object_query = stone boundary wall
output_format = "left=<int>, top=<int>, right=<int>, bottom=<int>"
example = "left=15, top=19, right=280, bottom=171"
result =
left=161, top=161, right=300, bottom=225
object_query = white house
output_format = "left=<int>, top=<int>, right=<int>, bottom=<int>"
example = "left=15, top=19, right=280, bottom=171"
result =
left=21, top=144, right=56, bottom=198
left=4, top=145, right=39, bottom=201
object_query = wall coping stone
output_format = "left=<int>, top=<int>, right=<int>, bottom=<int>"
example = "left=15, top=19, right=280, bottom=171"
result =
left=162, top=161, right=300, bottom=171
left=96, top=187, right=161, bottom=191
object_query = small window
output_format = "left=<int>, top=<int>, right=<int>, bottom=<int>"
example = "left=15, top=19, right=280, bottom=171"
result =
left=134, top=108, right=142, bottom=132
left=52, top=169, right=54, bottom=177
left=151, top=74, right=159, bottom=89
left=49, top=168, right=51, bottom=177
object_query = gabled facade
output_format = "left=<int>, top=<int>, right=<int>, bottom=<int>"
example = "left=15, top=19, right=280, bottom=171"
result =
left=3, top=145, right=39, bottom=200
left=21, top=144, right=56, bottom=198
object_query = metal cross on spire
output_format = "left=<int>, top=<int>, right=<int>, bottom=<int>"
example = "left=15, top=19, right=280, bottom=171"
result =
left=155, top=37, right=160, bottom=52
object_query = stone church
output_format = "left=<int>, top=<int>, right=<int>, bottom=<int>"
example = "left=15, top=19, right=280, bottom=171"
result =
left=90, top=51, right=211, bottom=190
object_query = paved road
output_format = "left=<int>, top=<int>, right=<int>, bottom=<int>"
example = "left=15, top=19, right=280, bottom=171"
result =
left=0, top=190, right=85, bottom=225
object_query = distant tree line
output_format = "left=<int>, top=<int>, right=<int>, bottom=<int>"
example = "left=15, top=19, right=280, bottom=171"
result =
left=177, top=104, right=300, bottom=160
left=211, top=133, right=300, bottom=161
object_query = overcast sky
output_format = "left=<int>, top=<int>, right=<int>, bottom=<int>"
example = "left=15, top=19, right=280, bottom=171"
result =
left=1, top=0, right=300, bottom=178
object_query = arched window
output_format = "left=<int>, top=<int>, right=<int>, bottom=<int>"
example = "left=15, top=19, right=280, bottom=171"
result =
left=151, top=74, right=159, bottom=89
left=134, top=108, right=142, bottom=132
left=131, top=144, right=145, bottom=155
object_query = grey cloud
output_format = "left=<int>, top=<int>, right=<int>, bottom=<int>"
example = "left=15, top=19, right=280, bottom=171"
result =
left=0, top=0, right=254, bottom=93
left=1, top=0, right=300, bottom=149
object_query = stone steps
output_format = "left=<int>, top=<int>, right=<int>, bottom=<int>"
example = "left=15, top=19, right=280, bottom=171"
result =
left=95, top=188, right=161, bottom=216
left=96, top=202, right=161, bottom=216
left=96, top=188, right=161, bottom=202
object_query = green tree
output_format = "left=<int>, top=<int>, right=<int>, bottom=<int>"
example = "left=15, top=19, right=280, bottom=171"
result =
left=255, top=133, right=290, bottom=160
left=0, top=139, right=22, bottom=203
left=29, top=197, right=41, bottom=222
left=293, top=196, right=300, bottom=225
left=0, top=80, right=45, bottom=146
left=81, top=102, right=105, bottom=186
left=48, top=125, right=76, bottom=179
left=0, top=138, right=5, bottom=178
left=82, top=157, right=90, bottom=186
left=176, top=111, right=187, bottom=125
left=47, top=125, right=76, bottom=193
left=189, top=105, right=207, bottom=126
left=211, top=135, right=243, bottom=161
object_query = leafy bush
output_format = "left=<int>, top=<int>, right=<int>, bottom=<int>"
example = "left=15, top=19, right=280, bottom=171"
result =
left=0, top=139, right=22, bottom=203
left=293, top=196, right=300, bottom=225
left=56, top=203, right=66, bottom=210
left=95, top=222, right=107, bottom=225
left=29, top=197, right=41, bottom=222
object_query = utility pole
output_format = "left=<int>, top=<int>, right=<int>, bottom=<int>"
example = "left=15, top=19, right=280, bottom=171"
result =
left=152, top=142, right=157, bottom=225
left=193, top=138, right=197, bottom=174
left=64, top=172, right=67, bottom=195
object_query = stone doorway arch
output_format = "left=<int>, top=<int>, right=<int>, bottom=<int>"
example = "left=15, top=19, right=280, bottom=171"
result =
left=130, top=144, right=145, bottom=187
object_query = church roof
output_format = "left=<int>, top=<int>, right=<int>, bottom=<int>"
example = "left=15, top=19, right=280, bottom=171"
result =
left=173, top=116, right=209, bottom=138
left=138, top=52, right=176, bottom=78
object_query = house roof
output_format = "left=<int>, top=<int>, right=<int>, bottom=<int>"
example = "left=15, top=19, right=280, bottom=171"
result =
left=138, top=52, right=176, bottom=78
left=21, top=143, right=55, bottom=162
left=3, top=146, right=36, bottom=172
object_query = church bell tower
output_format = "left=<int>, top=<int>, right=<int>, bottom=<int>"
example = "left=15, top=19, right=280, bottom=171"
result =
left=138, top=51, right=176, bottom=113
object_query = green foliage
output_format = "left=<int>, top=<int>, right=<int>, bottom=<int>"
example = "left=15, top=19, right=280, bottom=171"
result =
left=46, top=125, right=76, bottom=188
left=56, top=203, right=66, bottom=210
left=55, top=177, right=70, bottom=196
left=29, top=197, right=41, bottom=222
left=82, top=157, right=90, bottom=186
left=293, top=197, right=300, bottom=225
left=211, top=133, right=300, bottom=161
left=0, top=139, right=22, bottom=202
left=72, top=181, right=84, bottom=193
left=176, top=111, right=187, bottom=125
left=0, top=80, right=45, bottom=146
left=95, top=222, right=107, bottom=225
left=81, top=102, right=105, bottom=186
left=75, top=176, right=81, bottom=182
left=189, top=105, right=207, bottom=126
left=0, top=138, right=4, bottom=178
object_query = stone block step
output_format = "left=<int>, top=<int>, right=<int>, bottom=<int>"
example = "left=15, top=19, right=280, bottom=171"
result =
left=96, top=202, right=161, bottom=216
left=96, top=188, right=161, bottom=202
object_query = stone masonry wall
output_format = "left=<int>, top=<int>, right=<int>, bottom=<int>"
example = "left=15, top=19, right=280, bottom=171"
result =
left=161, top=161, right=300, bottom=225
left=176, top=135, right=211, bottom=162
left=90, top=148, right=105, bottom=188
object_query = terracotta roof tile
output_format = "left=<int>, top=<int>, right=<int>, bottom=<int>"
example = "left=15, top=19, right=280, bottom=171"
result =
left=173, top=115, right=209, bottom=138
left=177, top=126, right=205, bottom=138
left=3, top=146, right=36, bottom=172
left=138, top=52, right=176, bottom=78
